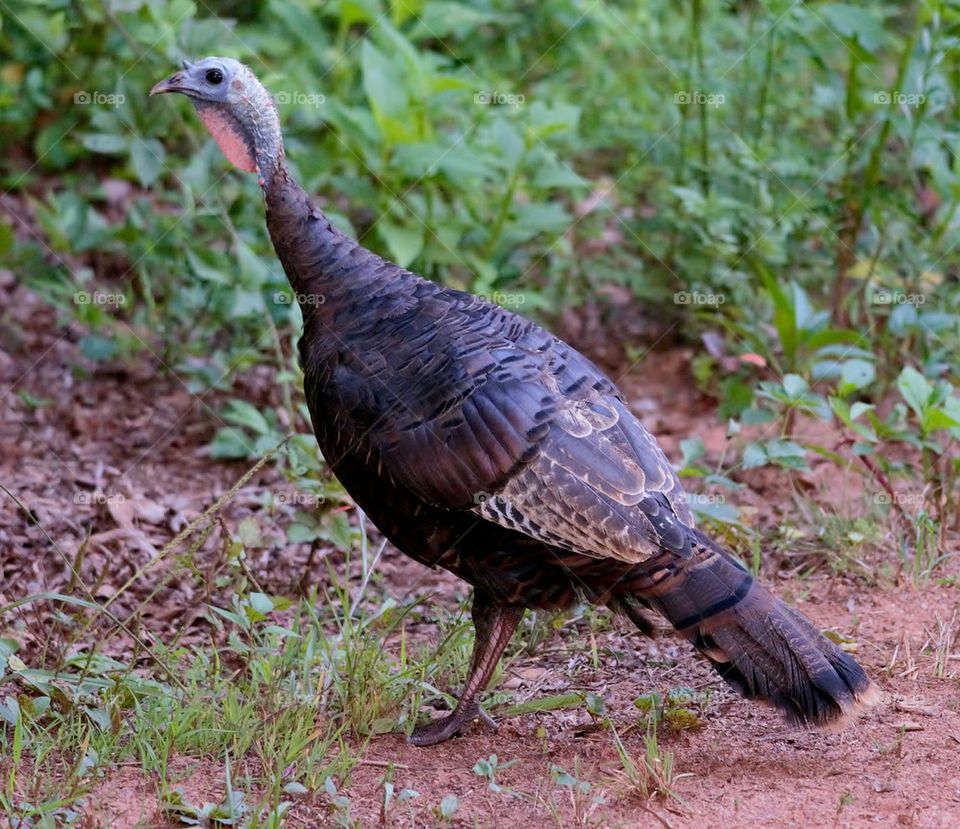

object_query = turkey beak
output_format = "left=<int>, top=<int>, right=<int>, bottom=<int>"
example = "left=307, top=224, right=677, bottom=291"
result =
left=150, top=71, right=189, bottom=96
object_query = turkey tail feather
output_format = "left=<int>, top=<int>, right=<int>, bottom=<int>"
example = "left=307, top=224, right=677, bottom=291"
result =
left=627, top=527, right=878, bottom=726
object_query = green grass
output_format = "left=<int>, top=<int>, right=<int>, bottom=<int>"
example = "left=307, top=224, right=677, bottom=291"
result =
left=0, top=546, right=464, bottom=825
left=0, top=460, right=599, bottom=826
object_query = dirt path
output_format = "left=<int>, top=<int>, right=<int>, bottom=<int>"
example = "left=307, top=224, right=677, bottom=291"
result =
left=81, top=577, right=960, bottom=829
left=2, top=278, right=959, bottom=828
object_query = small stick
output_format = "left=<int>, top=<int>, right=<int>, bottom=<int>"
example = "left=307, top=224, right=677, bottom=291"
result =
left=643, top=805, right=676, bottom=829
left=839, top=437, right=913, bottom=532
left=357, top=759, right=410, bottom=769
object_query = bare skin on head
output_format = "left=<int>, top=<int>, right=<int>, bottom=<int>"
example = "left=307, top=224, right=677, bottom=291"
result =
left=151, top=57, right=283, bottom=185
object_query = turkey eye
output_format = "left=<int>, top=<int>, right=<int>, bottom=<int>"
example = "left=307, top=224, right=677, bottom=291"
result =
left=205, top=69, right=224, bottom=85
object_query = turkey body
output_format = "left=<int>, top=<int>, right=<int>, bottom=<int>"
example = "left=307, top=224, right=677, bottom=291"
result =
left=261, top=167, right=875, bottom=744
left=270, top=175, right=688, bottom=610
left=153, top=55, right=874, bottom=747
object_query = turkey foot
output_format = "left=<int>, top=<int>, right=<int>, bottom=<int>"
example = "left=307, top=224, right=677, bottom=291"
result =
left=409, top=700, right=496, bottom=746
left=408, top=592, right=523, bottom=747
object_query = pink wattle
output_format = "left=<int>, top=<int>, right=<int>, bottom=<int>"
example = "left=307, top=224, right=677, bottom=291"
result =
left=197, top=108, right=257, bottom=173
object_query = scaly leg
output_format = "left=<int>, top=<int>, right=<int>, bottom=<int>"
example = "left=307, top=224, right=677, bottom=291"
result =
left=409, top=591, right=523, bottom=746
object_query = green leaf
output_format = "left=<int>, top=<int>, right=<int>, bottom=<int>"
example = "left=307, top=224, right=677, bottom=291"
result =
left=491, top=118, right=525, bottom=167
left=391, top=0, right=424, bottom=26
left=209, top=427, right=254, bottom=459
left=237, top=517, right=262, bottom=547
left=286, top=520, right=322, bottom=544
left=378, top=220, right=424, bottom=268
left=804, top=328, right=862, bottom=349
left=0, top=221, right=13, bottom=258
left=755, top=265, right=796, bottom=365
left=223, top=400, right=272, bottom=435
left=0, top=698, right=20, bottom=726
left=130, top=138, right=166, bottom=187
left=362, top=39, right=409, bottom=136
left=529, top=101, right=580, bottom=138
left=839, top=358, right=875, bottom=393
left=235, top=242, right=273, bottom=287
left=924, top=407, right=960, bottom=433
left=510, top=202, right=570, bottom=238
left=186, top=250, right=229, bottom=284
left=323, top=512, right=355, bottom=551
left=678, top=436, right=705, bottom=470
left=85, top=706, right=111, bottom=731
left=742, top=444, right=767, bottom=469
left=249, top=592, right=274, bottom=615
left=338, top=0, right=380, bottom=27
left=0, top=638, right=15, bottom=677
left=439, top=793, right=460, bottom=819
left=81, top=133, right=128, bottom=154
left=791, top=281, right=823, bottom=331
left=532, top=163, right=585, bottom=189
left=78, top=334, right=118, bottom=361
left=765, top=440, right=806, bottom=458
left=230, top=287, right=266, bottom=317
left=584, top=691, right=606, bottom=716
left=819, top=4, right=886, bottom=51
left=689, top=499, right=740, bottom=524
left=897, top=366, right=932, bottom=420
left=782, top=373, right=808, bottom=398
left=416, top=2, right=511, bottom=38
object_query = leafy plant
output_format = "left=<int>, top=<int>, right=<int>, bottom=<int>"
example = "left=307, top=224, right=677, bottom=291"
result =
left=472, top=753, right=518, bottom=795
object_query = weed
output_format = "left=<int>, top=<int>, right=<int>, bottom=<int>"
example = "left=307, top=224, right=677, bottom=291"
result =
left=433, top=793, right=459, bottom=826
left=543, top=761, right=607, bottom=829
left=472, top=754, right=518, bottom=795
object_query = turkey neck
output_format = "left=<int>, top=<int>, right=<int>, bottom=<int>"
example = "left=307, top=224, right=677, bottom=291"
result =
left=262, top=162, right=414, bottom=333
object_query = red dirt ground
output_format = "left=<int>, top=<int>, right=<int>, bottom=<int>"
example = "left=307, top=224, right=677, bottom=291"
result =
left=1, top=274, right=958, bottom=828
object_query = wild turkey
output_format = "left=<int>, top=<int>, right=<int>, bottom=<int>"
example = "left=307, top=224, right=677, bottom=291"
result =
left=152, top=58, right=877, bottom=746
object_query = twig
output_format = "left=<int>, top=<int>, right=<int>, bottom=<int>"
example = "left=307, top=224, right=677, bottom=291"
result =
left=643, top=805, right=676, bottom=829
left=99, top=437, right=290, bottom=614
left=839, top=437, right=913, bottom=532
left=357, top=759, right=410, bottom=769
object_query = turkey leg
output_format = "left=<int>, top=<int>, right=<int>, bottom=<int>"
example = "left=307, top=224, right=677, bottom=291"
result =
left=409, top=591, right=523, bottom=746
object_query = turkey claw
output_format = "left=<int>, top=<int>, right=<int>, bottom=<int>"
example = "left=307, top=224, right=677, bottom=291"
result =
left=408, top=701, right=496, bottom=746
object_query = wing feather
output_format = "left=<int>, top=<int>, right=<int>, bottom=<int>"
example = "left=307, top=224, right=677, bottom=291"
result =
left=471, top=392, right=693, bottom=564
left=315, top=288, right=693, bottom=564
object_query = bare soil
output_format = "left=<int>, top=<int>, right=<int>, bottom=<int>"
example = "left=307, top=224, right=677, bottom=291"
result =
left=1, top=276, right=958, bottom=828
